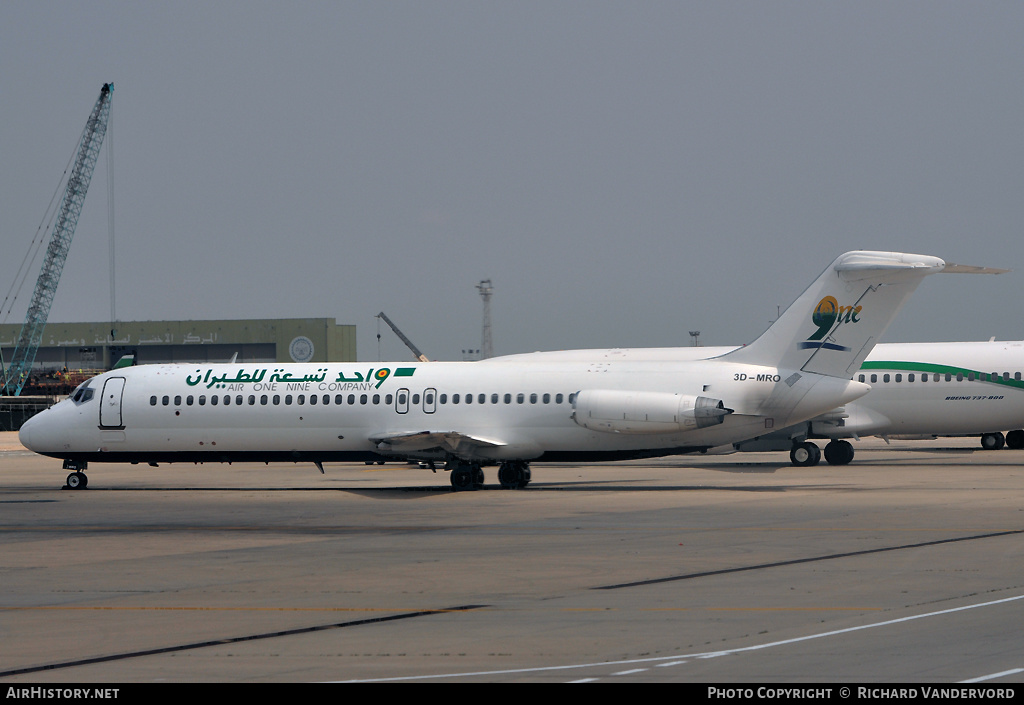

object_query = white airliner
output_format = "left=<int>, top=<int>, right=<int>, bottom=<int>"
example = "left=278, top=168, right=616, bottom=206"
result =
left=728, top=339, right=1024, bottom=465
left=17, top=251, right=1000, bottom=490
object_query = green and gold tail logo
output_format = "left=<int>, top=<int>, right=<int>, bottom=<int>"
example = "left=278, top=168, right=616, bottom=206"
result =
left=801, top=296, right=861, bottom=351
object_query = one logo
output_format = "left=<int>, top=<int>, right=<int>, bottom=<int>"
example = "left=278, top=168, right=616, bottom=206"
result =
left=801, top=296, right=861, bottom=351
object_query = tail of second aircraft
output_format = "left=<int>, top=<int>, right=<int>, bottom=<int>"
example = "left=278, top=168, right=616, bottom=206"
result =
left=721, top=251, right=951, bottom=378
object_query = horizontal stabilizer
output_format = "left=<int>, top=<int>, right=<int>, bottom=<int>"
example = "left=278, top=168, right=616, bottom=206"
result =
left=939, top=263, right=1010, bottom=275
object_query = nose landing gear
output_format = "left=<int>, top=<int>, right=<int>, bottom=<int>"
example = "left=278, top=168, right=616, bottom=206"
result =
left=62, top=460, right=89, bottom=490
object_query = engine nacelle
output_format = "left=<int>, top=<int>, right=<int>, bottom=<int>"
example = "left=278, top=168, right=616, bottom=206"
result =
left=571, top=389, right=733, bottom=435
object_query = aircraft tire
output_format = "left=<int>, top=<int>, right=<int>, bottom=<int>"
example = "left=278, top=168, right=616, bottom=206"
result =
left=497, top=463, right=516, bottom=489
left=450, top=465, right=476, bottom=491
left=65, top=471, right=88, bottom=490
left=790, top=442, right=821, bottom=467
left=1005, top=430, right=1024, bottom=450
left=824, top=440, right=855, bottom=465
left=981, top=432, right=1005, bottom=450
left=498, top=462, right=530, bottom=489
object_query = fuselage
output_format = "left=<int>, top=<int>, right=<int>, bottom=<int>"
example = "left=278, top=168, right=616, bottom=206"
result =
left=846, top=340, right=1024, bottom=437
left=18, top=352, right=867, bottom=466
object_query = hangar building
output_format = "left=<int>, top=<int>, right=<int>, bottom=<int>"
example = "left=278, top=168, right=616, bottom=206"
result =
left=1, top=317, right=356, bottom=381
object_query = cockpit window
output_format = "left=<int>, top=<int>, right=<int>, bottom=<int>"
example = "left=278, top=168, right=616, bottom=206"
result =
left=71, top=382, right=95, bottom=404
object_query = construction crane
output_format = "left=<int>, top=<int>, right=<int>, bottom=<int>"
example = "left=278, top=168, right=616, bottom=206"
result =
left=2, top=83, right=114, bottom=396
left=376, top=312, right=429, bottom=362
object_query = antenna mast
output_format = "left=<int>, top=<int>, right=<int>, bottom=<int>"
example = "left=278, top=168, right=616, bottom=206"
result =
left=476, top=279, right=493, bottom=359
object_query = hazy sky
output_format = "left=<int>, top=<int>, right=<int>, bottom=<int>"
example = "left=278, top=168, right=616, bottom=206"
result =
left=2, top=2, right=1022, bottom=362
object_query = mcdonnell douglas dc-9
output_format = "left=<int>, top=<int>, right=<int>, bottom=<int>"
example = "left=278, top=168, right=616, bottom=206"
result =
left=18, top=251, right=1001, bottom=490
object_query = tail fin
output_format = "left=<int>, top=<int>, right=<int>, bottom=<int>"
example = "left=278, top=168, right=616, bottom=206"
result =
left=721, top=251, right=949, bottom=378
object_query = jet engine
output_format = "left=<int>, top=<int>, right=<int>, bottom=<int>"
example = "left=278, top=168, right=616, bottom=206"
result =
left=571, top=389, right=733, bottom=434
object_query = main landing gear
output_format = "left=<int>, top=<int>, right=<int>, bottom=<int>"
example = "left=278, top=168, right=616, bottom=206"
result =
left=789, top=440, right=855, bottom=467
left=448, top=460, right=532, bottom=491
left=62, top=460, right=89, bottom=490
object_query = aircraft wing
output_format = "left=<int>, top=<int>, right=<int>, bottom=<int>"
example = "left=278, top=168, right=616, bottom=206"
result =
left=369, top=430, right=508, bottom=456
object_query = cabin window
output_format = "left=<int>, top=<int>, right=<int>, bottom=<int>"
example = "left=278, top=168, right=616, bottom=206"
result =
left=273, top=394, right=280, bottom=405
left=385, top=394, right=393, bottom=404
left=373, top=394, right=380, bottom=404
left=895, top=374, right=902, bottom=383
left=199, top=395, right=207, bottom=406
left=858, top=374, right=865, bottom=383
left=260, top=395, right=268, bottom=405
left=335, top=394, right=343, bottom=405
left=323, top=395, right=330, bottom=405
left=348, top=394, right=356, bottom=405
left=150, top=396, right=157, bottom=406
left=361, top=394, right=369, bottom=405
left=211, top=395, right=219, bottom=406
left=504, top=393, right=512, bottom=404
left=870, top=374, right=877, bottom=383
left=284, top=395, right=292, bottom=405
left=162, top=395, right=170, bottom=406
left=223, top=395, right=230, bottom=405
left=516, top=393, right=524, bottom=404
left=464, top=393, right=471, bottom=404
left=1016, top=373, right=1022, bottom=381
left=556, top=393, right=564, bottom=404
left=452, top=393, right=460, bottom=404
left=920, top=374, right=927, bottom=383
left=543, top=393, right=551, bottom=404
left=908, top=374, right=915, bottom=382
left=309, top=394, right=317, bottom=405
left=398, top=392, right=407, bottom=405
left=439, top=393, right=446, bottom=404
left=883, top=374, right=890, bottom=383
left=297, top=395, right=305, bottom=405
left=249, top=395, right=256, bottom=405
left=491, top=394, right=499, bottom=404
left=425, top=392, right=435, bottom=405
left=530, top=393, right=538, bottom=404
left=187, top=395, right=194, bottom=406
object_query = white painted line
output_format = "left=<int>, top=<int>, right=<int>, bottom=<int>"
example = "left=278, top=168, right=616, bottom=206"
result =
left=336, top=593, right=1024, bottom=682
left=960, top=668, right=1024, bottom=683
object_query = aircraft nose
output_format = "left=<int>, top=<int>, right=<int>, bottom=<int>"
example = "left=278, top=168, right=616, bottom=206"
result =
left=18, top=413, right=37, bottom=450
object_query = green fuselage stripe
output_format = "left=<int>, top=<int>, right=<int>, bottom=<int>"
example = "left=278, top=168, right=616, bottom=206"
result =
left=860, top=360, right=1024, bottom=390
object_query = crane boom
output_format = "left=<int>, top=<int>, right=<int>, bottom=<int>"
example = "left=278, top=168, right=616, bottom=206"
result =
left=2, top=83, right=113, bottom=396
left=376, top=312, right=429, bottom=362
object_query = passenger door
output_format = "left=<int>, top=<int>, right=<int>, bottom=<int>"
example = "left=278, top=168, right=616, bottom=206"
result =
left=99, top=376, right=126, bottom=428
